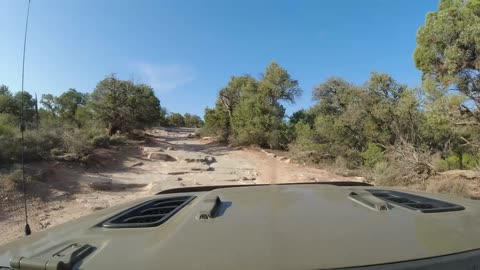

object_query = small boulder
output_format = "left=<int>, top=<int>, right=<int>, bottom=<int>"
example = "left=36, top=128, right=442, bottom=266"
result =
left=354, top=176, right=367, bottom=183
left=205, top=156, right=216, bottom=164
left=143, top=147, right=162, bottom=156
left=241, top=176, right=255, bottom=181
left=130, top=162, right=144, bottom=167
left=148, top=152, right=177, bottom=161
left=91, top=205, right=106, bottom=211
left=54, top=153, right=78, bottom=162
left=87, top=177, right=112, bottom=191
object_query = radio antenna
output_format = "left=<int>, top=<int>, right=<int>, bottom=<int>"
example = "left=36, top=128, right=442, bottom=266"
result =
left=20, top=0, right=32, bottom=236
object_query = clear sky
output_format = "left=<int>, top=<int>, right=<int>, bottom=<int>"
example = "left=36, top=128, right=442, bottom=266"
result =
left=0, top=0, right=438, bottom=117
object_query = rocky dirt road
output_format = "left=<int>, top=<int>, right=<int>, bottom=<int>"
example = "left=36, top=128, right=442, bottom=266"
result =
left=0, top=128, right=360, bottom=245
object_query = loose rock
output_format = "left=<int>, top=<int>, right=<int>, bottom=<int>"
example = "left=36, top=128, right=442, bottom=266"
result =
left=148, top=152, right=177, bottom=161
left=130, top=162, right=144, bottom=167
left=88, top=178, right=113, bottom=191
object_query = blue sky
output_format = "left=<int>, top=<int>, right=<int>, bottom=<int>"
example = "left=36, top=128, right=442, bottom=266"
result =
left=0, top=0, right=438, bottom=117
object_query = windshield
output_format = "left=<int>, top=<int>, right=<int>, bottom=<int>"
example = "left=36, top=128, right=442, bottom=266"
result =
left=1, top=0, right=480, bottom=268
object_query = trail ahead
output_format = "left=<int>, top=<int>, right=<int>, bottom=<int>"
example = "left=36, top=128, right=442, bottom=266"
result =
left=0, top=128, right=360, bottom=245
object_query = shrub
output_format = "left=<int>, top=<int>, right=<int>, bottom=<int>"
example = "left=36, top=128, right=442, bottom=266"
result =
left=433, top=152, right=480, bottom=171
left=293, top=121, right=315, bottom=147
left=334, top=156, right=348, bottom=170
left=2, top=169, right=23, bottom=190
left=462, top=153, right=479, bottom=169
left=426, top=177, right=470, bottom=198
left=361, top=143, right=384, bottom=168
left=432, top=153, right=449, bottom=172
left=62, top=129, right=91, bottom=156
left=91, top=135, right=110, bottom=148
left=343, top=149, right=363, bottom=169
left=445, top=154, right=460, bottom=169
left=0, top=114, right=18, bottom=162
left=371, top=161, right=404, bottom=186
left=109, top=134, right=128, bottom=145
left=23, top=128, right=63, bottom=160
left=128, top=129, right=145, bottom=139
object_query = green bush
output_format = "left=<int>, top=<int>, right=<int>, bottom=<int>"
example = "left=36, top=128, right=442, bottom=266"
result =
left=0, top=116, right=67, bottom=162
left=446, top=154, right=460, bottom=169
left=462, top=153, right=479, bottom=169
left=23, top=128, right=63, bottom=160
left=109, top=134, right=128, bottom=145
left=372, top=161, right=403, bottom=186
left=343, top=149, right=363, bottom=169
left=62, top=129, right=92, bottom=156
left=434, top=152, right=480, bottom=171
left=361, top=143, right=385, bottom=168
left=0, top=114, right=18, bottom=162
left=293, top=121, right=315, bottom=147
left=91, top=135, right=110, bottom=148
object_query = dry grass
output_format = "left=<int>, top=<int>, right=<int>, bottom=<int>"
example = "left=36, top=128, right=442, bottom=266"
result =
left=426, top=176, right=470, bottom=198
left=0, top=169, right=23, bottom=191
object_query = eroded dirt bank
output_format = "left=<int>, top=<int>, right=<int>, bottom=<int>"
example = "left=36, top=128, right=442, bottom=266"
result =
left=0, top=128, right=359, bottom=245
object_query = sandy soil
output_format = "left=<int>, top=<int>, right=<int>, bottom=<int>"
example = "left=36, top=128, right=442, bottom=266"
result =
left=0, top=127, right=360, bottom=245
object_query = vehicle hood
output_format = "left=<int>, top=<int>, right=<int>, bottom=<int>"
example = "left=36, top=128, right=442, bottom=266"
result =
left=1, top=184, right=480, bottom=269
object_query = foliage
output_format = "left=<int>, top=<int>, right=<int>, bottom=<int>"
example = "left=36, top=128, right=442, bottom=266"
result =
left=414, top=0, right=480, bottom=125
left=204, top=62, right=300, bottom=149
left=166, top=113, right=185, bottom=127
left=183, top=113, right=204, bottom=127
left=92, top=135, right=111, bottom=148
left=109, top=134, right=128, bottom=145
left=56, top=89, right=89, bottom=126
left=291, top=73, right=424, bottom=170
left=434, top=152, right=480, bottom=171
left=361, top=143, right=385, bottom=168
left=0, top=85, right=36, bottom=123
left=202, top=107, right=230, bottom=140
left=289, top=109, right=315, bottom=126
left=0, top=74, right=168, bottom=164
left=92, top=75, right=163, bottom=135
left=367, top=161, right=398, bottom=186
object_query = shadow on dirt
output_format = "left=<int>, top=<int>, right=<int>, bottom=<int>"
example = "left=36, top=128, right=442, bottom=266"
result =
left=1, top=127, right=241, bottom=209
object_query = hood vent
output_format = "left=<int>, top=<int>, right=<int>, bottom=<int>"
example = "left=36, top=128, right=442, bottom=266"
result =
left=367, top=190, right=464, bottom=213
left=102, top=196, right=195, bottom=228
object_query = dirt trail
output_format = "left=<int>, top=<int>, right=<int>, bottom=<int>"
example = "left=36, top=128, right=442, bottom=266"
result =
left=0, top=127, right=359, bottom=245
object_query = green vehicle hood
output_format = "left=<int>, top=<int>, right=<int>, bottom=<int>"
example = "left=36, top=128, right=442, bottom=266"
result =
left=1, top=184, right=480, bottom=269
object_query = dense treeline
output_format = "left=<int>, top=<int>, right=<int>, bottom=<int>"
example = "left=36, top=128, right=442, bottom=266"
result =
left=166, top=113, right=204, bottom=128
left=203, top=0, right=480, bottom=185
left=0, top=73, right=204, bottom=163
left=0, top=74, right=203, bottom=163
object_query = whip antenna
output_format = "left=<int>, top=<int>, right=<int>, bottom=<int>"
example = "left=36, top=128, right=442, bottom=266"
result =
left=20, top=0, right=32, bottom=236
